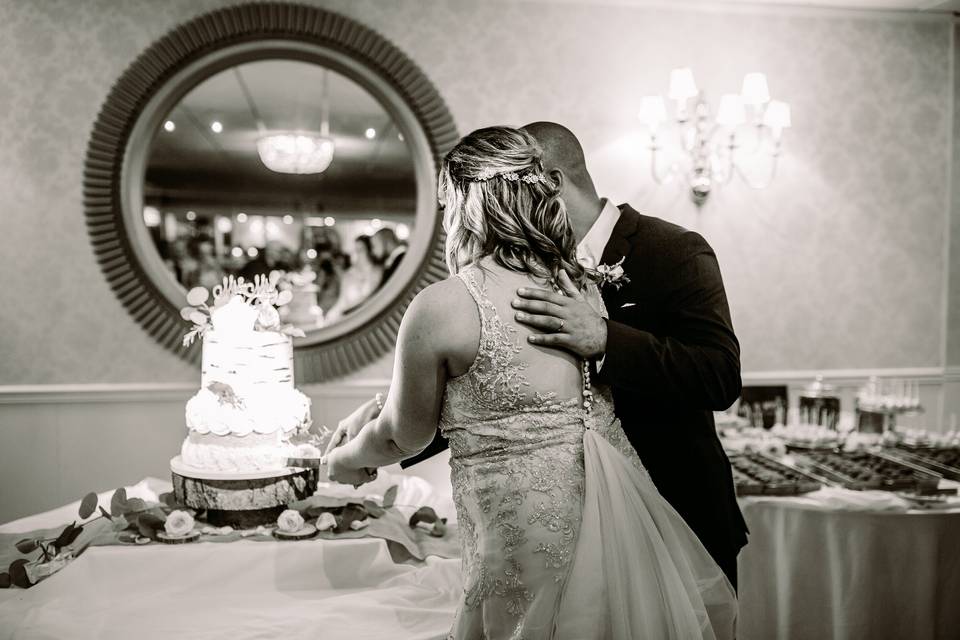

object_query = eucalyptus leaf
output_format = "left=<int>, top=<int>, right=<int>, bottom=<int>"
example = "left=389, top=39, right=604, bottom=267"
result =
left=362, top=500, right=386, bottom=518
left=409, top=506, right=440, bottom=528
left=336, top=504, right=367, bottom=533
left=136, top=513, right=165, bottom=540
left=124, top=498, right=148, bottom=514
left=382, top=485, right=399, bottom=509
left=78, top=492, right=98, bottom=519
left=14, top=538, right=38, bottom=554
left=0, top=572, right=10, bottom=589
left=9, top=560, right=30, bottom=588
left=53, top=523, right=77, bottom=550
left=64, top=524, right=84, bottom=546
left=110, top=488, right=128, bottom=516
left=188, top=311, right=207, bottom=326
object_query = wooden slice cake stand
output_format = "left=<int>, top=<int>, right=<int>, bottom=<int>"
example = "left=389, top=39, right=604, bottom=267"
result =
left=171, top=456, right=318, bottom=527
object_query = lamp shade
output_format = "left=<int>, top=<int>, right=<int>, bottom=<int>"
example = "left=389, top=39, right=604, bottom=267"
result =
left=763, top=100, right=792, bottom=129
left=638, top=95, right=668, bottom=129
left=716, top=94, right=746, bottom=126
left=668, top=67, right=699, bottom=101
left=741, top=72, right=770, bottom=106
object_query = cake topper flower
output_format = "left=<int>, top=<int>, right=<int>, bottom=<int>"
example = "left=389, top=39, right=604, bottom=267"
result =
left=180, top=274, right=305, bottom=347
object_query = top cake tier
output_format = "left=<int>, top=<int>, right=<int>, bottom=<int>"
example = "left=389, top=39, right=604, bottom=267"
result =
left=201, top=328, right=293, bottom=392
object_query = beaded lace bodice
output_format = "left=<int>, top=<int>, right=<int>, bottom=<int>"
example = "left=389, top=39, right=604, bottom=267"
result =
left=440, top=264, right=646, bottom=639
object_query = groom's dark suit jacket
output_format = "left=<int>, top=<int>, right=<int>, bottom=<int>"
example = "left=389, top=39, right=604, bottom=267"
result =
left=593, top=204, right=748, bottom=585
left=402, top=204, right=748, bottom=583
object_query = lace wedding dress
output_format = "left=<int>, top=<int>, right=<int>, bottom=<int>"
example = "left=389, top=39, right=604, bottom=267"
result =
left=440, top=264, right=737, bottom=640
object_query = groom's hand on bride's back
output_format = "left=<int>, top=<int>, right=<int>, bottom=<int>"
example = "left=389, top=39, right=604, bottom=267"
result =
left=513, top=271, right=607, bottom=359
left=323, top=396, right=382, bottom=457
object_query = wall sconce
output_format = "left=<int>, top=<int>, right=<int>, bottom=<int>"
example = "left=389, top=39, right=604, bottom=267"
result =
left=638, top=68, right=791, bottom=206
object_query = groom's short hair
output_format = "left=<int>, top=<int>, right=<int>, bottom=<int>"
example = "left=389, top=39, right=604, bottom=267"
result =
left=521, top=121, right=595, bottom=195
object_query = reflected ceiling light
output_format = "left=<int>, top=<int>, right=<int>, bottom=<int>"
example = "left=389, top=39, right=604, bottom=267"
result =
left=256, top=69, right=335, bottom=175
left=247, top=246, right=259, bottom=258
left=323, top=216, right=335, bottom=226
left=365, top=128, right=376, bottom=140
left=231, top=246, right=244, bottom=258
left=143, top=206, right=161, bottom=227
left=396, top=223, right=410, bottom=240
left=282, top=214, right=294, bottom=225
left=306, top=248, right=318, bottom=259
left=211, top=121, right=223, bottom=133
left=371, top=218, right=382, bottom=229
left=163, top=120, right=176, bottom=133
left=236, top=212, right=248, bottom=223
left=185, top=210, right=197, bottom=221
left=257, top=131, right=335, bottom=174
left=216, top=217, right=233, bottom=233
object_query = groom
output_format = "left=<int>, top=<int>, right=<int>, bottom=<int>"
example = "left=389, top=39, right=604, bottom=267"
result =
left=511, top=121, right=747, bottom=588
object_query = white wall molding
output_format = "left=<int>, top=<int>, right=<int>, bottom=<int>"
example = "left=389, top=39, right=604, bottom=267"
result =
left=0, top=370, right=947, bottom=405
left=0, top=380, right=392, bottom=405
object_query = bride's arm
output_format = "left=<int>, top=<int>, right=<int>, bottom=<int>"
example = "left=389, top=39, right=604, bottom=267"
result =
left=325, top=284, right=453, bottom=470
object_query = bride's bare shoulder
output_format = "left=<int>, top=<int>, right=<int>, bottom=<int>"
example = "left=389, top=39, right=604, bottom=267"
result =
left=401, top=276, right=480, bottom=375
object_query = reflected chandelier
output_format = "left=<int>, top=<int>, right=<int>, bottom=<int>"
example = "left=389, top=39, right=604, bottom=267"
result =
left=257, top=131, right=335, bottom=174
left=638, top=68, right=791, bottom=206
left=256, top=68, right=335, bottom=175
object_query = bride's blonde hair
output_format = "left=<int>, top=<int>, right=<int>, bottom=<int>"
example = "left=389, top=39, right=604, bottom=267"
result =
left=438, top=126, right=587, bottom=288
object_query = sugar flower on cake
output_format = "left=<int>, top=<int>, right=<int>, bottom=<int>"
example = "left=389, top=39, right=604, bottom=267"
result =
left=164, top=510, right=195, bottom=537
left=277, top=509, right=305, bottom=533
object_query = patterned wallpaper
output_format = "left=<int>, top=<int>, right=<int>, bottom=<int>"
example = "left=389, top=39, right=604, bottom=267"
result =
left=948, top=22, right=960, bottom=368
left=0, top=0, right=952, bottom=384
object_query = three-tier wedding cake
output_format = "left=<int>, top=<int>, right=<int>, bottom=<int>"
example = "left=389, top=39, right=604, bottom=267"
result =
left=176, top=275, right=312, bottom=473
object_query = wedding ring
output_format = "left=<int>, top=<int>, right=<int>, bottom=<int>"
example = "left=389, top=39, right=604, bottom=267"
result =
left=557, top=319, right=565, bottom=332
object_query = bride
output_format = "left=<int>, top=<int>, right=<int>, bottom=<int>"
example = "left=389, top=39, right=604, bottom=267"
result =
left=323, top=126, right=737, bottom=639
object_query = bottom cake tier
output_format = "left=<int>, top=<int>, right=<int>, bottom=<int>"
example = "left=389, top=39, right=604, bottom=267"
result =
left=180, top=430, right=300, bottom=473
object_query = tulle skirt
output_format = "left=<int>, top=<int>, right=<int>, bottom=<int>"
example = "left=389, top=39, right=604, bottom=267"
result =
left=554, top=429, right=738, bottom=640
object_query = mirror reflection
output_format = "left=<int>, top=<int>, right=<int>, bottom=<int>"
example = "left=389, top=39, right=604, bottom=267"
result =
left=143, top=59, right=416, bottom=330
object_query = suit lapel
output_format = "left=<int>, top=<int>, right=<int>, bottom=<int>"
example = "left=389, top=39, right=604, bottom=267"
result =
left=600, top=204, right=640, bottom=267
left=597, top=204, right=640, bottom=308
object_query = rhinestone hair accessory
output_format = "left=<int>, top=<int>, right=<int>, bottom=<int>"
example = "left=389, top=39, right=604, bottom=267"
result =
left=473, top=167, right=546, bottom=184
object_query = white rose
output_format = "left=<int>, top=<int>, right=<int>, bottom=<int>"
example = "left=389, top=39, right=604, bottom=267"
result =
left=257, top=304, right=281, bottom=330
left=164, top=510, right=195, bottom=537
left=316, top=512, right=337, bottom=532
left=277, top=509, right=305, bottom=533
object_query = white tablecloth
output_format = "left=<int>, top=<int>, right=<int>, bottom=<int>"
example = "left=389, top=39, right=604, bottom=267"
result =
left=738, top=491, right=960, bottom=640
left=0, top=456, right=463, bottom=640
left=4, top=453, right=960, bottom=640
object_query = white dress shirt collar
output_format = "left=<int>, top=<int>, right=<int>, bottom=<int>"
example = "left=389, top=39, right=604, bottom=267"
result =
left=577, top=198, right=621, bottom=268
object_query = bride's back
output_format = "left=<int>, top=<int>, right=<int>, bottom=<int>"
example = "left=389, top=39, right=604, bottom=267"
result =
left=442, top=259, right=585, bottom=419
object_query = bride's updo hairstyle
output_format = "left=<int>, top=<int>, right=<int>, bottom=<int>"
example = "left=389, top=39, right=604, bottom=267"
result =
left=438, top=126, right=587, bottom=288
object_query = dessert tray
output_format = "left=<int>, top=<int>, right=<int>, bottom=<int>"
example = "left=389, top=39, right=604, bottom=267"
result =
left=789, top=450, right=942, bottom=494
left=729, top=453, right=823, bottom=496
left=884, top=448, right=960, bottom=482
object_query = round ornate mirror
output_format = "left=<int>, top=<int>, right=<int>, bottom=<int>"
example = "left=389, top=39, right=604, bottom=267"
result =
left=84, top=4, right=457, bottom=381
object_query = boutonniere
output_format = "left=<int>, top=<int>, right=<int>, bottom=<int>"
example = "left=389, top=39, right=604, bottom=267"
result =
left=594, top=257, right=629, bottom=290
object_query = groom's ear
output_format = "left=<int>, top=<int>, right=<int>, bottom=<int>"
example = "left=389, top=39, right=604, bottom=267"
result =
left=548, top=168, right=565, bottom=194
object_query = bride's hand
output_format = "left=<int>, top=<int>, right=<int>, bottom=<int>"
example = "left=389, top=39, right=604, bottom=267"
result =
left=324, top=448, right=378, bottom=489
left=324, top=395, right=382, bottom=457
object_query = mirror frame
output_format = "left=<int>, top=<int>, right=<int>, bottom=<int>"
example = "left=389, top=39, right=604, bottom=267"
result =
left=83, top=3, right=457, bottom=381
